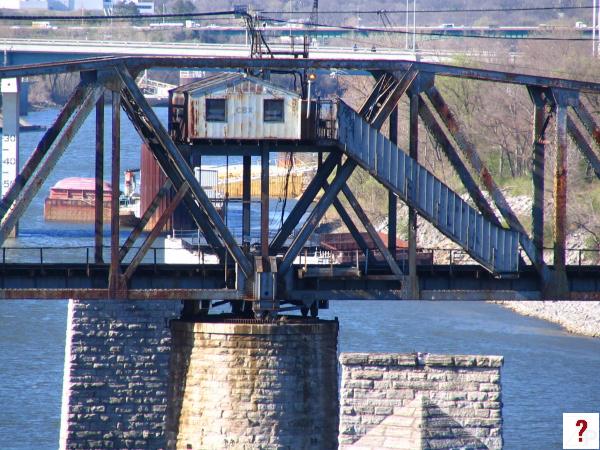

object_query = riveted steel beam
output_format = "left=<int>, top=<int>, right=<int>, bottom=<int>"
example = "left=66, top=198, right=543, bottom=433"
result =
left=0, top=81, right=97, bottom=219
left=572, top=98, right=600, bottom=150
left=109, top=91, right=124, bottom=297
left=0, top=83, right=104, bottom=247
left=119, top=179, right=173, bottom=262
left=5, top=57, right=600, bottom=94
left=120, top=89, right=223, bottom=254
left=261, top=147, right=269, bottom=260
left=321, top=179, right=370, bottom=256
left=115, top=66, right=254, bottom=276
left=341, top=184, right=405, bottom=281
left=359, top=72, right=395, bottom=120
left=417, top=96, right=500, bottom=226
left=242, top=154, right=251, bottom=247
left=94, top=96, right=104, bottom=263
left=552, top=89, right=578, bottom=293
left=567, top=114, right=600, bottom=179
left=269, top=151, right=340, bottom=254
left=370, top=67, right=419, bottom=130
left=528, top=87, right=552, bottom=268
left=123, top=182, right=189, bottom=282
left=408, top=86, right=419, bottom=295
left=425, top=83, right=547, bottom=275
left=279, top=159, right=356, bottom=275
left=388, top=107, right=398, bottom=253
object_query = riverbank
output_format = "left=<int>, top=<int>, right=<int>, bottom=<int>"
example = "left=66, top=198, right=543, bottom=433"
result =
left=495, top=301, right=600, bottom=338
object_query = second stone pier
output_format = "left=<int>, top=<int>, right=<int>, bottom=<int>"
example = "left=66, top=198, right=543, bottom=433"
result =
left=166, top=317, right=339, bottom=450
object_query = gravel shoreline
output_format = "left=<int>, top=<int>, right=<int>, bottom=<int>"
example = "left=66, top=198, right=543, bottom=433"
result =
left=495, top=301, right=600, bottom=338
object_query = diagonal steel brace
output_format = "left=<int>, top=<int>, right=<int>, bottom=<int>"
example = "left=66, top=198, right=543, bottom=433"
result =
left=279, top=159, right=357, bottom=275
left=270, top=151, right=340, bottom=254
left=116, top=66, right=255, bottom=275
left=0, top=83, right=104, bottom=246
left=340, top=184, right=405, bottom=280
left=425, top=84, right=547, bottom=275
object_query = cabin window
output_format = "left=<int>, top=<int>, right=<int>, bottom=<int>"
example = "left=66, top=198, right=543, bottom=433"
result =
left=206, top=98, right=226, bottom=122
left=264, top=99, right=285, bottom=123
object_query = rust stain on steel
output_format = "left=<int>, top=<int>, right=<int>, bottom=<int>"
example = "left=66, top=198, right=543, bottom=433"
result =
left=0, top=288, right=245, bottom=300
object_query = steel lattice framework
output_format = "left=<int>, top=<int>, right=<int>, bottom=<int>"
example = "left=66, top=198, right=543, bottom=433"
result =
left=1, top=56, right=600, bottom=312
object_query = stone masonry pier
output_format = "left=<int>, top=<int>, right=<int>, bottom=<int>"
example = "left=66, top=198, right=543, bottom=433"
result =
left=339, top=352, right=503, bottom=450
left=166, top=318, right=340, bottom=450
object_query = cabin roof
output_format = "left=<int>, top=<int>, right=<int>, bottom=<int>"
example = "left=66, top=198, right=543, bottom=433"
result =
left=170, top=72, right=300, bottom=98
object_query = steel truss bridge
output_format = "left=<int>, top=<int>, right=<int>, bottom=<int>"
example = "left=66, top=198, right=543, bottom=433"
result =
left=2, top=55, right=600, bottom=313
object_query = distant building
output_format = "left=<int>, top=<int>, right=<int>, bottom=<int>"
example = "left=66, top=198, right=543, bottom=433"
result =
left=70, top=0, right=103, bottom=9
left=103, top=0, right=154, bottom=14
left=1, top=0, right=48, bottom=9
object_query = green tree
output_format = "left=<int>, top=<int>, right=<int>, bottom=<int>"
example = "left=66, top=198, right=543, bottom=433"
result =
left=113, top=1, right=140, bottom=16
left=171, top=0, right=196, bottom=15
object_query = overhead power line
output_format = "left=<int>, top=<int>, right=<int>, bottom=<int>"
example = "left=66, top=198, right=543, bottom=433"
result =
left=259, top=16, right=596, bottom=42
left=0, top=4, right=595, bottom=22
left=263, top=5, right=596, bottom=14
left=0, top=10, right=237, bottom=21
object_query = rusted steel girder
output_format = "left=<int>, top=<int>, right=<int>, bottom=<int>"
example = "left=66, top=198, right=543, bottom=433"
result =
left=279, top=159, right=356, bottom=275
left=417, top=95, right=500, bottom=226
left=0, top=288, right=245, bottom=300
left=0, top=81, right=95, bottom=219
left=321, top=179, right=370, bottom=256
left=572, top=98, right=600, bottom=150
left=269, top=151, right=340, bottom=254
left=119, top=179, right=173, bottom=261
left=359, top=72, right=395, bottom=120
left=370, top=68, right=419, bottom=130
left=528, top=87, right=551, bottom=268
left=567, top=114, right=600, bottom=179
left=408, top=87, right=419, bottom=295
left=119, top=90, right=224, bottom=254
left=261, top=147, right=269, bottom=261
left=0, top=82, right=104, bottom=247
left=388, top=107, right=398, bottom=253
left=116, top=66, right=254, bottom=275
left=242, top=155, right=251, bottom=247
left=109, top=91, right=124, bottom=297
left=552, top=90, right=573, bottom=291
left=425, top=83, right=547, bottom=274
left=4, top=57, right=600, bottom=94
left=94, top=96, right=104, bottom=263
left=340, top=184, right=405, bottom=281
left=123, top=182, right=189, bottom=282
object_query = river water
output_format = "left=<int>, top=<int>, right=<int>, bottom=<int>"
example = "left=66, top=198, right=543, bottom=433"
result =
left=0, top=107, right=599, bottom=449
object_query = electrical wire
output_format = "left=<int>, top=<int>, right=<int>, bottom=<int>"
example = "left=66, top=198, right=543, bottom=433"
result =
left=0, top=10, right=237, bottom=21
left=259, top=15, right=597, bottom=42
left=264, top=5, right=597, bottom=14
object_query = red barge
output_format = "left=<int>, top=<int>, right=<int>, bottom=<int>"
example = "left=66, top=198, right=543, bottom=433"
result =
left=44, top=177, right=112, bottom=223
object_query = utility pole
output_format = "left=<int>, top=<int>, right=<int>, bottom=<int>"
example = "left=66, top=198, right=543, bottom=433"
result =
left=412, top=0, right=416, bottom=52
left=594, top=0, right=597, bottom=57
left=405, top=0, right=409, bottom=49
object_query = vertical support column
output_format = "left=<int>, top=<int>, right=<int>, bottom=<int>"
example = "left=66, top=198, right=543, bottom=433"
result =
left=242, top=154, right=251, bottom=249
left=109, top=92, right=122, bottom=296
left=408, top=88, right=419, bottom=297
left=1, top=78, right=19, bottom=238
left=94, top=97, right=104, bottom=263
left=388, top=107, right=398, bottom=255
left=530, top=88, right=547, bottom=268
left=553, top=93, right=569, bottom=292
left=261, top=147, right=269, bottom=260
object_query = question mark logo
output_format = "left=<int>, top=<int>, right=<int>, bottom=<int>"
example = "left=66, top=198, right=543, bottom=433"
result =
left=577, top=419, right=588, bottom=443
